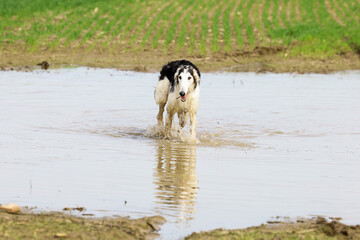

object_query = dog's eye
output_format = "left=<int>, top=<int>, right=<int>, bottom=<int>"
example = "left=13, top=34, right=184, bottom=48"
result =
left=188, top=77, right=191, bottom=80
left=179, top=76, right=182, bottom=80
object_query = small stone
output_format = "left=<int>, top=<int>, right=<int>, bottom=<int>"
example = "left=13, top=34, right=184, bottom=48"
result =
left=55, top=233, right=68, bottom=238
left=0, top=204, right=20, bottom=213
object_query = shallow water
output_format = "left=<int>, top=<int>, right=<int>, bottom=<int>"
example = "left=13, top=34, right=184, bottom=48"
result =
left=1, top=68, right=360, bottom=239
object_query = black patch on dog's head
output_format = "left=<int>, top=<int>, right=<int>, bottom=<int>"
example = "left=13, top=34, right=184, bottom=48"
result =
left=177, top=66, right=186, bottom=78
left=158, top=60, right=201, bottom=92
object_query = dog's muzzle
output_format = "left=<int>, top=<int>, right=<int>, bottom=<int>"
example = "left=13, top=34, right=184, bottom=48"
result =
left=179, top=91, right=187, bottom=102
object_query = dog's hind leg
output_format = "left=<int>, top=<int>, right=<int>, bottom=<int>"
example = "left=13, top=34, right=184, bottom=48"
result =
left=154, top=79, right=170, bottom=126
left=157, top=103, right=165, bottom=126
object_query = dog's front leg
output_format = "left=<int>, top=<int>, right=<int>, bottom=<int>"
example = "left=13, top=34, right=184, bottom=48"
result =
left=190, top=113, right=197, bottom=139
left=165, top=111, right=174, bottom=139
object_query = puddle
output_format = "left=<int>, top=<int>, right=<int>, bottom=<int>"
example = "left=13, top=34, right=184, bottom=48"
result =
left=1, top=68, right=360, bottom=239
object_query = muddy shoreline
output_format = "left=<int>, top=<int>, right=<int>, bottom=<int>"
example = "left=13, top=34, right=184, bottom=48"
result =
left=1, top=50, right=360, bottom=73
left=185, top=217, right=360, bottom=240
left=1, top=209, right=360, bottom=240
left=0, top=208, right=165, bottom=240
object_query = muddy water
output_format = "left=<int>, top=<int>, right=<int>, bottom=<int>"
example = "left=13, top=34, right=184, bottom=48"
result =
left=1, top=68, right=360, bottom=239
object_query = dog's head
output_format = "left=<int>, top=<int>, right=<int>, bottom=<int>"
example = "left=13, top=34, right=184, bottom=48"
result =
left=174, top=65, right=200, bottom=102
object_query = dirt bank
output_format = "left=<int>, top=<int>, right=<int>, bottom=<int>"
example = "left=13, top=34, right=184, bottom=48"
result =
left=0, top=210, right=165, bottom=240
left=2, top=209, right=359, bottom=240
left=1, top=49, right=360, bottom=73
left=186, top=217, right=360, bottom=240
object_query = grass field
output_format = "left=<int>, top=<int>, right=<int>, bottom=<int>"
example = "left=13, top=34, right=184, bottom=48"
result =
left=0, top=0, right=360, bottom=71
left=1, top=0, right=360, bottom=55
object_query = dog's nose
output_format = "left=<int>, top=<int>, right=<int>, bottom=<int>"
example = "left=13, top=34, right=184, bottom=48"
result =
left=179, top=91, right=185, bottom=97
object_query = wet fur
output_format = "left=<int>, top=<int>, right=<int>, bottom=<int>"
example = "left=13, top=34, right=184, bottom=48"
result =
left=154, top=60, right=201, bottom=139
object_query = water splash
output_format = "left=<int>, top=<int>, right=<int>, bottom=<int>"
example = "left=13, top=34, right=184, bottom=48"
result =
left=79, top=123, right=254, bottom=148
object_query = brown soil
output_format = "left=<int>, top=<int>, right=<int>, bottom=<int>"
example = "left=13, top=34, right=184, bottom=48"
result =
left=1, top=47, right=360, bottom=73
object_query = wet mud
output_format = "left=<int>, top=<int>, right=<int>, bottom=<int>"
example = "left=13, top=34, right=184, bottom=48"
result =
left=186, top=217, right=360, bottom=240
left=0, top=210, right=165, bottom=240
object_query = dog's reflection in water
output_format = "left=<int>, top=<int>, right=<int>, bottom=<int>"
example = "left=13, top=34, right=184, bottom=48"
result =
left=153, top=141, right=198, bottom=223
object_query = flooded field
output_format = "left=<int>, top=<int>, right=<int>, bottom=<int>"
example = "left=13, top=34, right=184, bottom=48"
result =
left=1, top=68, right=360, bottom=239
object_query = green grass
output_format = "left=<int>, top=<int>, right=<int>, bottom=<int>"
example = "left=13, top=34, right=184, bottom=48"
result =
left=211, top=1, right=224, bottom=51
left=223, top=1, right=235, bottom=52
left=176, top=0, right=195, bottom=50
left=200, top=10, right=209, bottom=54
left=271, top=0, right=281, bottom=29
left=0, top=0, right=360, bottom=58
left=243, top=0, right=256, bottom=47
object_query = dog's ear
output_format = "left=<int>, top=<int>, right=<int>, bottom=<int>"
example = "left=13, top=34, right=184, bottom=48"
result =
left=174, top=67, right=181, bottom=83
left=192, top=67, right=200, bottom=84
left=188, top=67, right=200, bottom=90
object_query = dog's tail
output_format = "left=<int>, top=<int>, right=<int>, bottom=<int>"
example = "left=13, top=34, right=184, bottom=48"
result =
left=154, top=79, right=170, bottom=105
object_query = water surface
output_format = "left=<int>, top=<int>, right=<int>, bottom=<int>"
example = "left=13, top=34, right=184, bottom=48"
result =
left=1, top=68, right=360, bottom=239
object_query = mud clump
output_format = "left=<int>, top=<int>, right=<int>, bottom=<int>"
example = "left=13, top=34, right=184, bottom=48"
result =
left=316, top=217, right=354, bottom=238
left=0, top=210, right=165, bottom=239
left=37, top=61, right=50, bottom=70
left=185, top=217, right=360, bottom=240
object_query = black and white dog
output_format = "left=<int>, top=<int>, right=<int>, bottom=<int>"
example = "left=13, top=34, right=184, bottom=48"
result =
left=154, top=60, right=201, bottom=139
